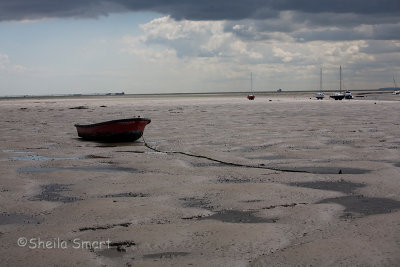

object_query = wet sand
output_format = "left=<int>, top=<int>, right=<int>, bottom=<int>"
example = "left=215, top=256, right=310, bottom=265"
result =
left=0, top=93, right=400, bottom=266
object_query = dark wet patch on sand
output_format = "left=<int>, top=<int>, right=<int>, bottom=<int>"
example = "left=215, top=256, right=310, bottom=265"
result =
left=18, top=165, right=140, bottom=174
left=18, top=166, right=59, bottom=173
left=317, top=195, right=400, bottom=217
left=325, top=140, right=355, bottom=145
left=246, top=154, right=286, bottom=161
left=69, top=106, right=89, bottom=109
left=261, top=202, right=309, bottom=210
left=191, top=162, right=223, bottom=167
left=180, top=197, right=214, bottom=210
left=97, top=248, right=124, bottom=258
left=143, top=252, right=190, bottom=259
left=279, top=166, right=369, bottom=174
left=287, top=180, right=366, bottom=194
left=241, top=199, right=264, bottom=203
left=79, top=222, right=131, bottom=232
left=97, top=241, right=136, bottom=258
left=199, top=210, right=278, bottom=223
left=217, top=177, right=251, bottom=184
left=85, top=155, right=111, bottom=159
left=101, top=192, right=149, bottom=198
left=69, top=166, right=140, bottom=173
left=0, top=213, right=42, bottom=225
left=29, top=184, right=81, bottom=203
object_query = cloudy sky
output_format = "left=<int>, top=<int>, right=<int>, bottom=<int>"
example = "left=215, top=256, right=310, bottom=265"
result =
left=0, top=0, right=400, bottom=96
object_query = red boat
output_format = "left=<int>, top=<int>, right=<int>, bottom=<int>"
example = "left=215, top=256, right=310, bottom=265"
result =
left=75, top=118, right=151, bottom=142
left=247, top=73, right=255, bottom=100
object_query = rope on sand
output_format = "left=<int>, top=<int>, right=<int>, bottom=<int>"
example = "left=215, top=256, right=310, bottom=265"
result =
left=142, top=137, right=312, bottom=174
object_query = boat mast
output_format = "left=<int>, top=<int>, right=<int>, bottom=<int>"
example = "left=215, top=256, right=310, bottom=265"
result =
left=339, top=65, right=342, bottom=92
left=394, top=76, right=398, bottom=89
left=250, top=72, right=253, bottom=94
left=320, top=67, right=322, bottom=92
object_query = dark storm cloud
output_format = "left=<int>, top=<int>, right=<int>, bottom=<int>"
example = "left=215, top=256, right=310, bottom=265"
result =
left=1, top=0, right=400, bottom=22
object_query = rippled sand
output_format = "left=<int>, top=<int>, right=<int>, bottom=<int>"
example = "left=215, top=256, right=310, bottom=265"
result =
left=0, top=93, right=399, bottom=266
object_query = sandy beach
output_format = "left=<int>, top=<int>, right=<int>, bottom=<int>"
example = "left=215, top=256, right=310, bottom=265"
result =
left=1, top=92, right=400, bottom=266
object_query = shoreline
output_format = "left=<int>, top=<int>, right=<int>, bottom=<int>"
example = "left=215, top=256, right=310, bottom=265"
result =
left=0, top=88, right=394, bottom=101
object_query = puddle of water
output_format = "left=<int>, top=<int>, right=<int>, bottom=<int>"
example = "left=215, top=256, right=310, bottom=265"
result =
left=1, top=149, right=31, bottom=154
left=200, top=210, right=278, bottom=224
left=18, top=166, right=140, bottom=174
left=280, top=166, right=369, bottom=174
left=97, top=248, right=125, bottom=258
left=29, top=184, right=81, bottom=203
left=11, top=155, right=82, bottom=161
left=69, top=166, right=139, bottom=173
left=3, top=149, right=83, bottom=161
left=143, top=252, right=190, bottom=259
left=19, top=166, right=59, bottom=173
left=0, top=213, right=42, bottom=225
left=317, top=195, right=400, bottom=217
left=287, top=181, right=366, bottom=194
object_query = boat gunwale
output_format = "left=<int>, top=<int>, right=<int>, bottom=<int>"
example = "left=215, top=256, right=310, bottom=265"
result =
left=74, top=118, right=151, bottom=128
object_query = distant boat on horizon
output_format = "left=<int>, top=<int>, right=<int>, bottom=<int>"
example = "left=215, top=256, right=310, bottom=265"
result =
left=330, top=65, right=345, bottom=100
left=315, top=67, right=325, bottom=100
left=247, top=72, right=255, bottom=100
left=393, top=76, right=400, bottom=95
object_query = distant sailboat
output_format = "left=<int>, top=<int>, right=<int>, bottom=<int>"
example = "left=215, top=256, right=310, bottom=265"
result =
left=330, top=65, right=345, bottom=100
left=393, top=76, right=399, bottom=95
left=247, top=72, right=255, bottom=100
left=315, top=67, right=325, bottom=100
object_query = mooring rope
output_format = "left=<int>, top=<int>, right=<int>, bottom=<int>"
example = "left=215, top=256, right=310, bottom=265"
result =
left=142, top=136, right=312, bottom=174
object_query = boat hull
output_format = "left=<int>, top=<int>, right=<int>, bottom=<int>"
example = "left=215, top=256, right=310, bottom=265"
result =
left=75, top=118, right=151, bottom=142
left=330, top=95, right=345, bottom=100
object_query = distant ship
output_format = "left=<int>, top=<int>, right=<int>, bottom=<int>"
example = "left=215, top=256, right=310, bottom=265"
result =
left=330, top=65, right=345, bottom=100
left=315, top=92, right=325, bottom=99
left=344, top=90, right=353, bottom=99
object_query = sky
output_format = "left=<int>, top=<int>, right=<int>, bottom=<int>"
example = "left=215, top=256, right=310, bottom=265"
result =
left=1, top=0, right=400, bottom=96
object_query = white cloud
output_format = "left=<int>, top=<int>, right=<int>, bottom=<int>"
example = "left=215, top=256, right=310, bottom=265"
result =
left=0, top=54, right=10, bottom=69
left=272, top=47, right=301, bottom=62
left=118, top=16, right=400, bottom=92
left=0, top=54, right=26, bottom=72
